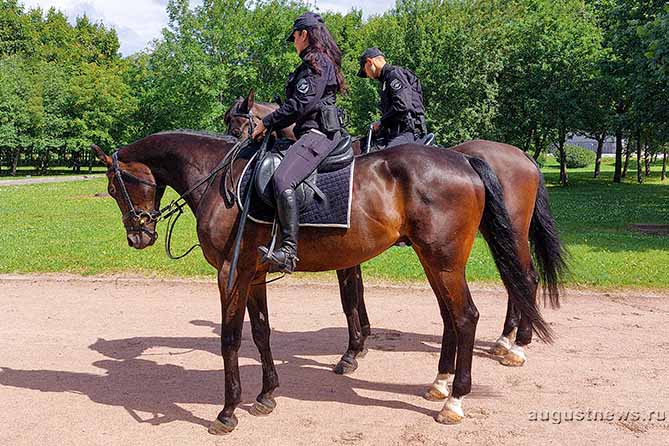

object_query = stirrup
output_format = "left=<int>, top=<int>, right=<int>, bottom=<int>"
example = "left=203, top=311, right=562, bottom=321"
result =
left=258, top=246, right=298, bottom=274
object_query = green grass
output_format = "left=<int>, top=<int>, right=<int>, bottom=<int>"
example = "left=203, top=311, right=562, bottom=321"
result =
left=0, top=156, right=667, bottom=288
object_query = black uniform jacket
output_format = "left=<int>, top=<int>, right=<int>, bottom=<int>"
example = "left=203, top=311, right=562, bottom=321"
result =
left=263, top=48, right=339, bottom=139
left=378, top=64, right=425, bottom=133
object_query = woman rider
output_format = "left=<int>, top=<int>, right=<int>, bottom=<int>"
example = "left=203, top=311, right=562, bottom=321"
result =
left=251, top=12, right=346, bottom=273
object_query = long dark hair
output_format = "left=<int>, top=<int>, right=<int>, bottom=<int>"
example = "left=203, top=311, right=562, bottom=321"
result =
left=303, top=25, right=347, bottom=93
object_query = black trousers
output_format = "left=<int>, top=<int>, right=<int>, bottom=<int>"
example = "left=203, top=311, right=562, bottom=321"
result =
left=385, top=131, right=419, bottom=148
left=272, top=131, right=340, bottom=193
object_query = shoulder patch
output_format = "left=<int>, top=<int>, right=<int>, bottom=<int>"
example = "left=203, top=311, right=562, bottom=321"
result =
left=390, top=78, right=403, bottom=91
left=296, top=78, right=310, bottom=94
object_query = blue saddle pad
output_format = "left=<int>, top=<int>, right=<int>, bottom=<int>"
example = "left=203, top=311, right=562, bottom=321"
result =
left=236, top=153, right=355, bottom=228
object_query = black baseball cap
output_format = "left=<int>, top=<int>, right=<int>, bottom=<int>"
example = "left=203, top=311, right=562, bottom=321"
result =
left=357, top=47, right=385, bottom=78
left=286, top=12, right=325, bottom=42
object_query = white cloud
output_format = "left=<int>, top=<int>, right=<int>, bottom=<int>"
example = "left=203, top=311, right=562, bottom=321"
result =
left=20, top=0, right=394, bottom=56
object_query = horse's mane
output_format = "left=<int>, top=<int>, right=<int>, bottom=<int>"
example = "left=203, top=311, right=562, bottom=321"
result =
left=154, top=129, right=238, bottom=144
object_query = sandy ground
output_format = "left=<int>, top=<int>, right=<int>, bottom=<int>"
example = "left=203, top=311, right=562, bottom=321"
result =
left=1, top=274, right=668, bottom=446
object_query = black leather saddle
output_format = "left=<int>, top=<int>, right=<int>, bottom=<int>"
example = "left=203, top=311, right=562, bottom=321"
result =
left=254, top=135, right=354, bottom=209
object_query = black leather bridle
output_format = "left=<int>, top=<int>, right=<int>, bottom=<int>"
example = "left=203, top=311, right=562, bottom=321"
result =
left=226, top=105, right=256, bottom=140
left=109, top=140, right=247, bottom=259
left=111, top=151, right=164, bottom=244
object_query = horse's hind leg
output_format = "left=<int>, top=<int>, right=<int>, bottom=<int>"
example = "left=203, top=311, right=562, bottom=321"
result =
left=424, top=296, right=456, bottom=401
left=247, top=281, right=280, bottom=415
left=418, top=256, right=479, bottom=424
left=483, top=225, right=536, bottom=367
left=499, top=266, right=539, bottom=367
left=334, top=266, right=368, bottom=375
left=491, top=300, right=519, bottom=356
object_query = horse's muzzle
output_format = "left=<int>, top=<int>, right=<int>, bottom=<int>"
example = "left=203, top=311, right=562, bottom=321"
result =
left=126, top=228, right=157, bottom=249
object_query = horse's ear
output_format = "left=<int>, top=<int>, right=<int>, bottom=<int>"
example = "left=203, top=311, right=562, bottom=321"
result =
left=242, top=89, right=255, bottom=112
left=91, top=144, right=111, bottom=167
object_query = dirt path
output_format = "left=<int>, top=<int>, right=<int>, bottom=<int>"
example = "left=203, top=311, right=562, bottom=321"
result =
left=1, top=275, right=667, bottom=445
left=0, top=174, right=103, bottom=186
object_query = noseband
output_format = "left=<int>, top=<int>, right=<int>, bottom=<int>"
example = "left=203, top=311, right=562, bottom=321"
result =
left=111, top=151, right=163, bottom=243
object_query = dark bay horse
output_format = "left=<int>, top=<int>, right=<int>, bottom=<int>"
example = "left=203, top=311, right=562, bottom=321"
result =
left=93, top=130, right=553, bottom=433
left=224, top=92, right=567, bottom=389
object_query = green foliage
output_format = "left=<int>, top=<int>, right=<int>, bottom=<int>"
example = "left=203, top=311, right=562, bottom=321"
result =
left=1, top=0, right=667, bottom=181
left=535, top=153, right=548, bottom=168
left=0, top=1, right=133, bottom=174
left=564, top=145, right=596, bottom=168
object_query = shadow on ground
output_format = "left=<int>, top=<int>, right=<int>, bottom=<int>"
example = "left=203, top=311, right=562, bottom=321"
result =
left=0, top=320, right=502, bottom=428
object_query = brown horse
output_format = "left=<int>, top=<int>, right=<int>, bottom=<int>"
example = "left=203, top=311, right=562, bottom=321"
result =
left=224, top=92, right=567, bottom=386
left=92, top=130, right=553, bottom=434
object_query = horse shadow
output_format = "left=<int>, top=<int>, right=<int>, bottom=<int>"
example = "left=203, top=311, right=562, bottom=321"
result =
left=0, top=320, right=501, bottom=429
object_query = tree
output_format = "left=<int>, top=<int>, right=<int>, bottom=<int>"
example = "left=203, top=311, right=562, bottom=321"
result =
left=497, top=0, right=605, bottom=185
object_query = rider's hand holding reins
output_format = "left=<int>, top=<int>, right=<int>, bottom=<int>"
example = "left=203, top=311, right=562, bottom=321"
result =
left=252, top=120, right=267, bottom=141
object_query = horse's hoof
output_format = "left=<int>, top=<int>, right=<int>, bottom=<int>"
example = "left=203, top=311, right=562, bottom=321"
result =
left=250, top=396, right=276, bottom=416
left=423, top=373, right=451, bottom=401
left=500, top=345, right=526, bottom=367
left=435, top=397, right=464, bottom=424
left=424, top=386, right=448, bottom=401
left=490, top=335, right=512, bottom=356
left=356, top=347, right=369, bottom=359
left=208, top=415, right=238, bottom=435
left=333, top=357, right=358, bottom=375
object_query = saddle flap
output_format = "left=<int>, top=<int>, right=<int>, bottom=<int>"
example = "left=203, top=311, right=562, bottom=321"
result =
left=254, top=151, right=315, bottom=209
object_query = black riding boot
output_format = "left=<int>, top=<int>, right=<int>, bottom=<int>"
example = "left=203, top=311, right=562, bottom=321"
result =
left=259, top=188, right=299, bottom=273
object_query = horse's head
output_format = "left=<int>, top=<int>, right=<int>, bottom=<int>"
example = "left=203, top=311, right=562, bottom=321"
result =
left=92, top=144, right=165, bottom=250
left=223, top=89, right=262, bottom=140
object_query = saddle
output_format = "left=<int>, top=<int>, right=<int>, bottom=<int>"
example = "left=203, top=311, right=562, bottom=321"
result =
left=254, top=135, right=354, bottom=210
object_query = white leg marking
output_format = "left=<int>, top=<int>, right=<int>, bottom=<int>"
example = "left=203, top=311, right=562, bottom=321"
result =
left=500, top=343, right=527, bottom=367
left=432, top=373, right=451, bottom=396
left=436, top=396, right=465, bottom=424
left=491, top=335, right=513, bottom=356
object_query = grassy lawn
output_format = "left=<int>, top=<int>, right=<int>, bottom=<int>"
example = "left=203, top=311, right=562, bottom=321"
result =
left=0, top=156, right=667, bottom=288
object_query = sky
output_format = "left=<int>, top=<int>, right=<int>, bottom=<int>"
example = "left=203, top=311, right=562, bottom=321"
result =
left=20, top=0, right=395, bottom=56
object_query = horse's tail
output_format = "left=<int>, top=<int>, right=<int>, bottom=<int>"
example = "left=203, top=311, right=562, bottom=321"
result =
left=468, top=157, right=554, bottom=343
left=528, top=161, right=568, bottom=309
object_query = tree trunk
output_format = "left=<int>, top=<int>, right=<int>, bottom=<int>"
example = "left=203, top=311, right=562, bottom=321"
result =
left=635, top=130, right=643, bottom=184
left=524, top=127, right=534, bottom=153
left=558, top=129, right=568, bottom=186
left=11, top=148, right=20, bottom=176
left=533, top=131, right=546, bottom=160
left=662, top=149, right=667, bottom=181
left=613, top=127, right=623, bottom=183
left=644, top=143, right=651, bottom=176
left=622, top=137, right=631, bottom=178
left=88, top=150, right=93, bottom=173
left=39, top=150, right=50, bottom=176
left=594, top=134, right=605, bottom=178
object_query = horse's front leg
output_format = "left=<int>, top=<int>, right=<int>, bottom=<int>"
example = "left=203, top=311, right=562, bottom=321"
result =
left=208, top=263, right=254, bottom=435
left=334, top=266, right=368, bottom=375
left=246, top=280, right=280, bottom=416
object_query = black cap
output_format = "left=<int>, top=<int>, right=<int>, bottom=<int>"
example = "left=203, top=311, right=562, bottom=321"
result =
left=357, top=47, right=384, bottom=78
left=286, top=12, right=325, bottom=42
